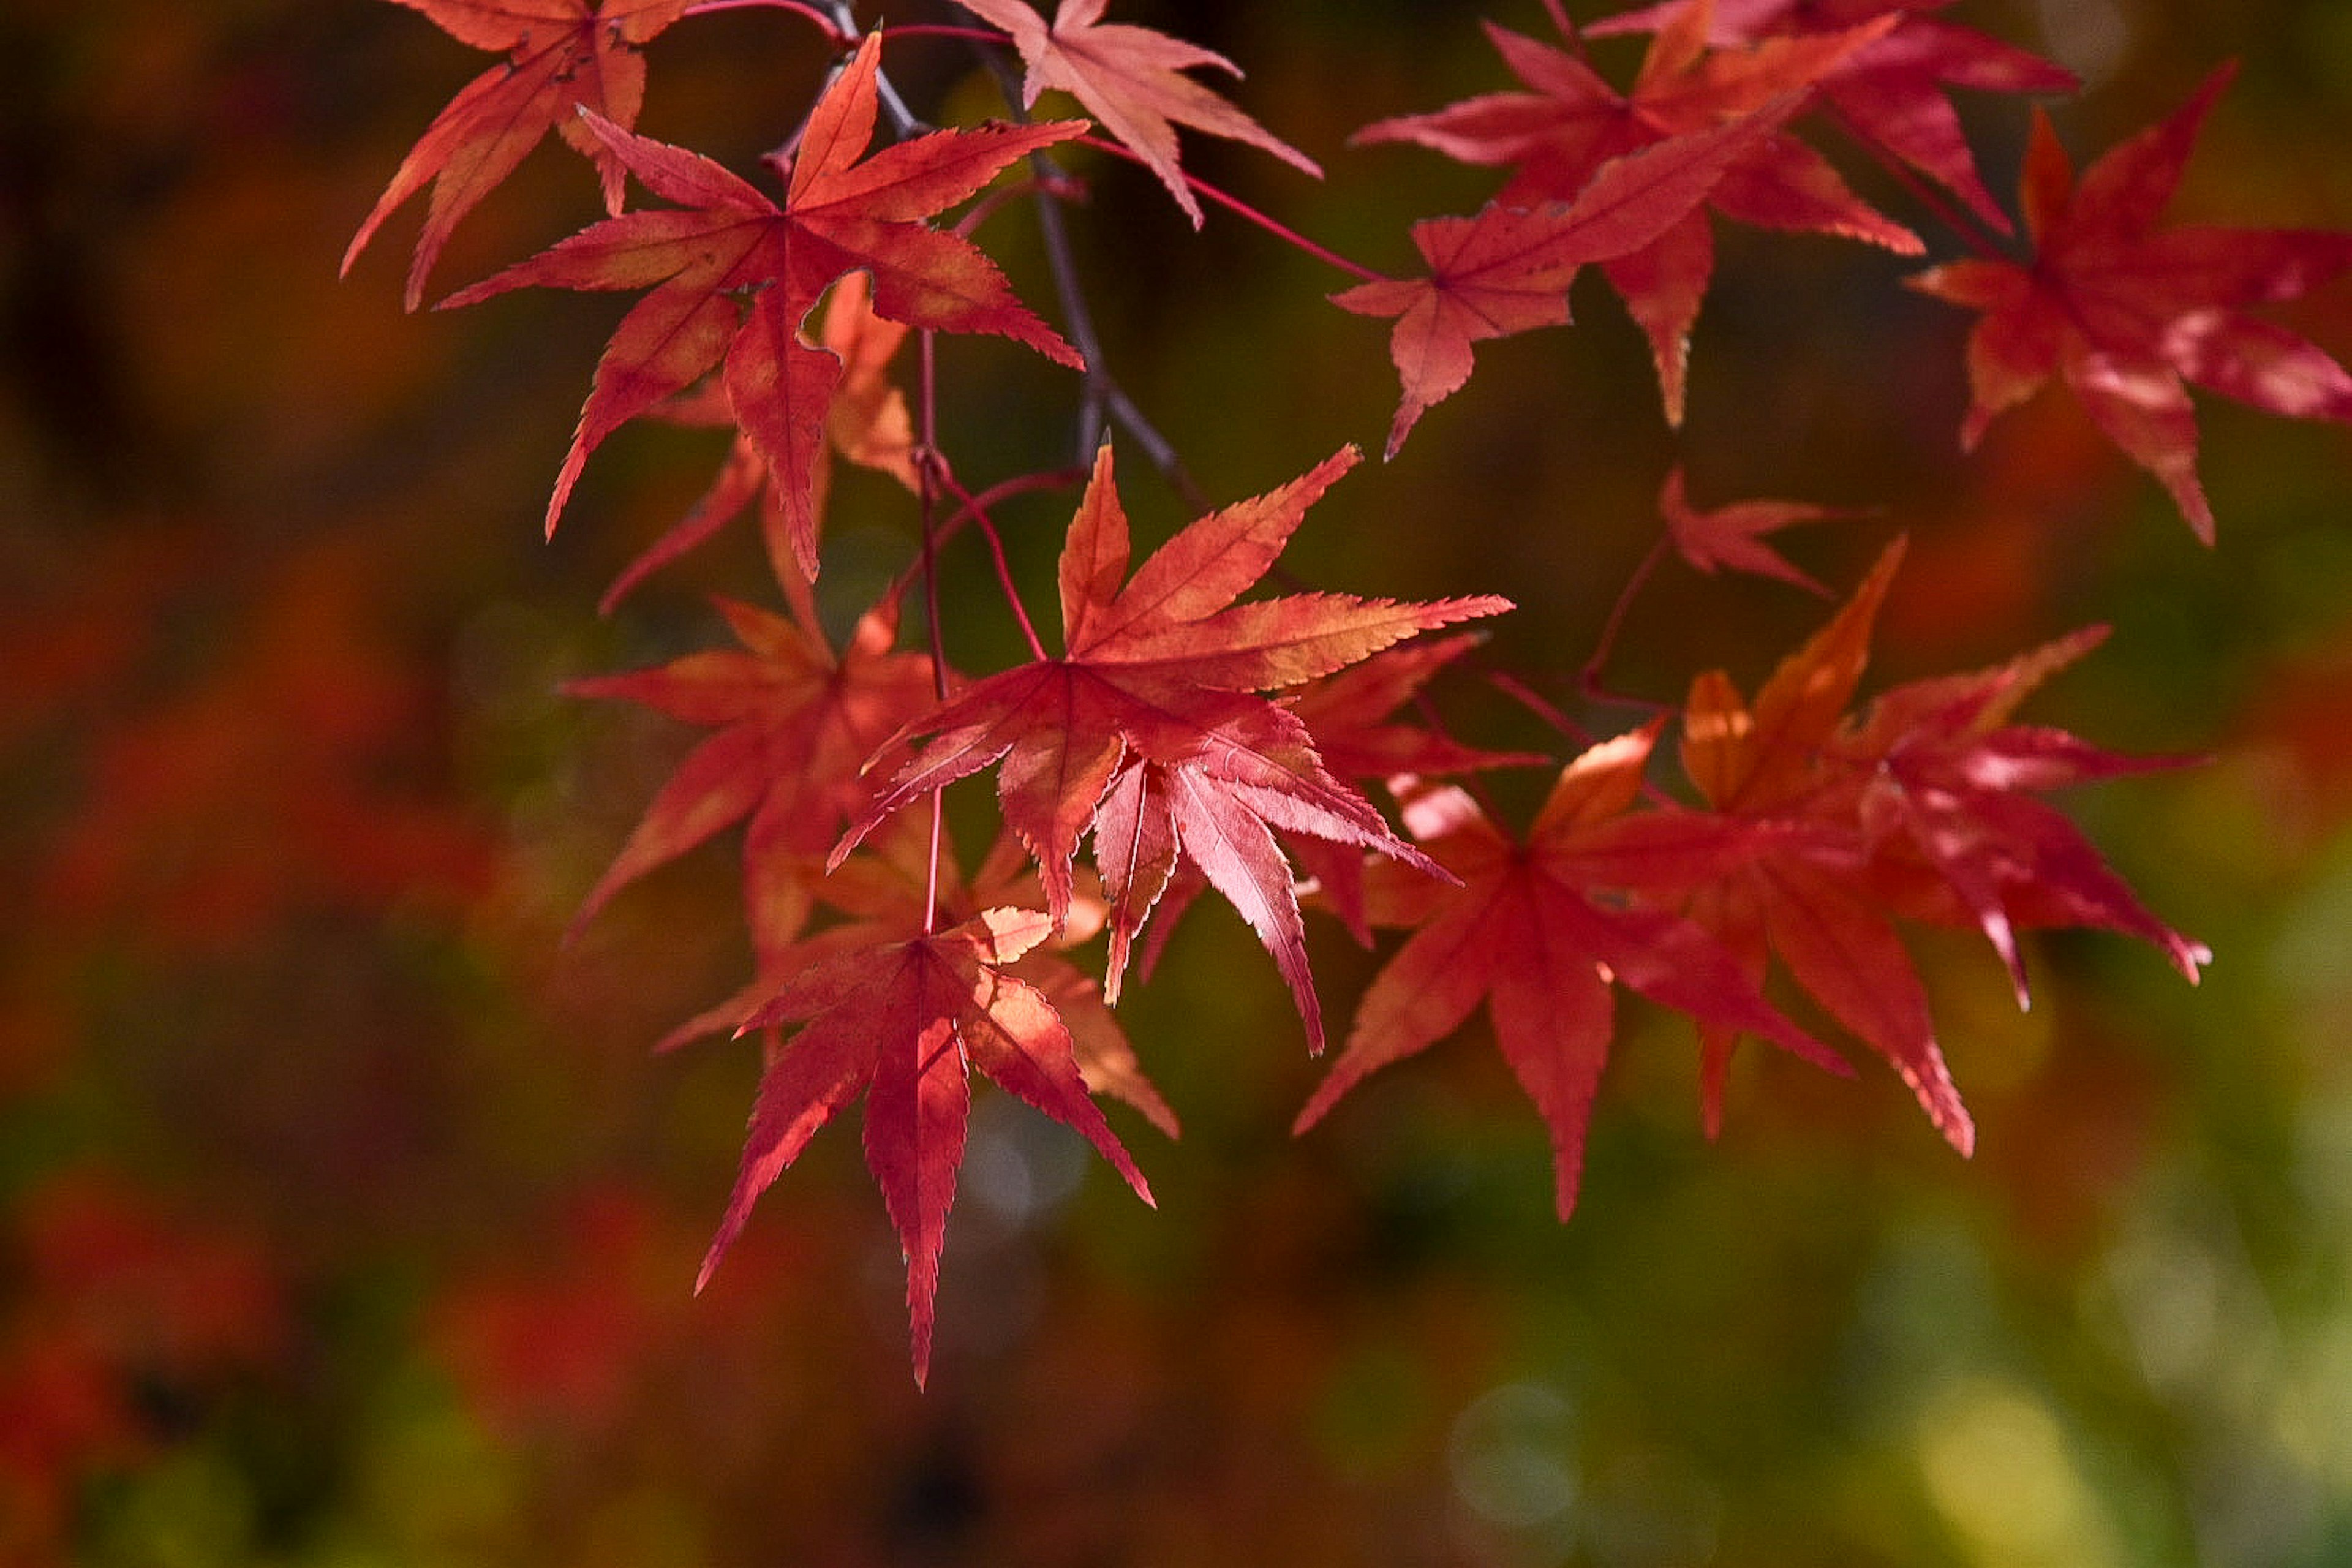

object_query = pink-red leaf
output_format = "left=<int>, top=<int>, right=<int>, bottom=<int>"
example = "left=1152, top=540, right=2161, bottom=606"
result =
left=1297, top=725, right=1839, bottom=1217
left=1659, top=464, right=1852, bottom=593
left=1910, top=69, right=2352, bottom=540
left=1335, top=104, right=1796, bottom=456
left=951, top=0, right=1320, bottom=226
left=701, top=908, right=1151, bottom=1384
left=345, top=0, right=693, bottom=310
left=440, top=35, right=1084, bottom=548
left=836, top=443, right=1509, bottom=1045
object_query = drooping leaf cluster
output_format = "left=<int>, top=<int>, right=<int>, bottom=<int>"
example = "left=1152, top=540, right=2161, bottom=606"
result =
left=342, top=0, right=2349, bottom=1381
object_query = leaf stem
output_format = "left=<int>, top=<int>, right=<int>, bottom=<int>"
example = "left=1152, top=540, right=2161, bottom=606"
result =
left=1072, top=135, right=1387, bottom=285
left=1823, top=99, right=2013, bottom=261
left=1489, top=669, right=1595, bottom=751
left=918, top=332, right=951, bottom=703
left=1578, top=537, right=1668, bottom=703
left=918, top=330, right=948, bottom=936
left=1490, top=670, right=1678, bottom=808
left=682, top=0, right=846, bottom=40
left=876, top=23, right=1008, bottom=47
left=889, top=466, right=1088, bottom=601
left=926, top=457, right=1052, bottom=662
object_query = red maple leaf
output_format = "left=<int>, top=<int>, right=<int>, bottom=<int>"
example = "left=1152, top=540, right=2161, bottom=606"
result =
left=602, top=272, right=920, bottom=611
left=1586, top=0, right=2078, bottom=234
left=662, top=808, right=1178, bottom=1133
left=1295, top=722, right=1844, bottom=1219
left=1286, top=633, right=1545, bottom=944
left=1669, top=541, right=1972, bottom=1143
left=1334, top=104, right=1796, bottom=457
left=834, top=443, right=1512, bottom=1049
left=344, top=0, right=693, bottom=310
left=950, top=0, right=1321, bottom=227
left=703, top=906, right=1153, bottom=1384
left=562, top=592, right=936, bottom=952
left=1087, top=633, right=1536, bottom=981
left=1659, top=464, right=1852, bottom=593
left=1354, top=2, right=1917, bottom=423
left=1664, top=541, right=2204, bottom=1145
left=1834, top=628, right=2212, bottom=1001
left=1909, top=66, right=2352, bottom=541
left=440, top=34, right=1085, bottom=556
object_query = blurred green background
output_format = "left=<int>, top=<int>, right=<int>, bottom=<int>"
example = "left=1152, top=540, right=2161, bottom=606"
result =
left=7, top=0, right=2352, bottom=1562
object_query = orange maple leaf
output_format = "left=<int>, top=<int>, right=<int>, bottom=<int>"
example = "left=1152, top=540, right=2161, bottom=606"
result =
left=1665, top=541, right=2204, bottom=1146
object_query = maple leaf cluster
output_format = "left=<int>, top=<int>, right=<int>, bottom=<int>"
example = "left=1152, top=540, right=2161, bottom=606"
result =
left=338, top=0, right=2344, bottom=1381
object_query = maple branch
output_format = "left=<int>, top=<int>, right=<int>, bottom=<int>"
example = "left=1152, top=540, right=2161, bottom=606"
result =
left=1822, top=100, right=2011, bottom=262
left=968, top=55, right=1212, bottom=511
left=1073, top=135, right=1386, bottom=285
left=818, top=0, right=932, bottom=139
left=1025, top=165, right=1210, bottom=508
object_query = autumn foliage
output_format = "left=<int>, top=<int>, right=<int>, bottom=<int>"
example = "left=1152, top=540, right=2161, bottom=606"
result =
left=331, top=0, right=2352, bottom=1387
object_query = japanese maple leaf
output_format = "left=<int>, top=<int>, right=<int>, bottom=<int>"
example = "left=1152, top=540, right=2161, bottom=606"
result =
left=1087, top=742, right=1396, bottom=1052
left=440, top=34, right=1085, bottom=552
left=951, top=0, right=1320, bottom=227
left=1909, top=66, right=2352, bottom=541
left=1669, top=541, right=2204, bottom=1145
left=1354, top=2, right=1917, bottom=423
left=663, top=810, right=1178, bottom=1141
left=1659, top=464, right=1852, bottom=593
left=702, top=907, right=1153, bottom=1384
left=1335, top=103, right=1797, bottom=457
left=835, top=442, right=1512, bottom=1046
left=1286, top=633, right=1545, bottom=943
left=1587, top=0, right=2078, bottom=234
left=344, top=0, right=693, bottom=310
left=1295, top=723, right=1842, bottom=1219
left=1088, top=634, right=1537, bottom=984
left=601, top=272, right=920, bottom=608
left=1833, top=630, right=2211, bottom=1003
left=1668, top=540, right=1973, bottom=1144
left=562, top=592, right=935, bottom=950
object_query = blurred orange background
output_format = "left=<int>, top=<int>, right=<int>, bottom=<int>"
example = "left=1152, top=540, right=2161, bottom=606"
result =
left=7, top=1, right=2352, bottom=1563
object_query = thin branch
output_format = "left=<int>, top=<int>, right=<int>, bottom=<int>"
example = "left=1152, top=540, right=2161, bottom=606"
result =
left=876, top=23, right=1007, bottom=47
left=888, top=466, right=1088, bottom=600
left=967, top=55, right=1212, bottom=510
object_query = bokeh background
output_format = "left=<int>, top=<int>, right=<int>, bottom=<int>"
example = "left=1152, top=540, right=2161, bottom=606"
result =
left=8, top=0, right=2352, bottom=1562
